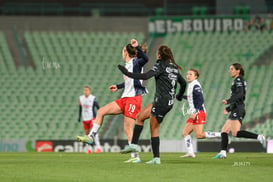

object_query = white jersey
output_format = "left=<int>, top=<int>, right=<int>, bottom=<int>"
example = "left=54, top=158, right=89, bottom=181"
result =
left=121, top=58, right=147, bottom=98
left=79, top=94, right=96, bottom=121
left=187, top=79, right=206, bottom=114
left=122, top=58, right=137, bottom=98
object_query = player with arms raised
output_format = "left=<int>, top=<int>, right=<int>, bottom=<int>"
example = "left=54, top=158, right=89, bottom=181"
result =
left=77, top=39, right=148, bottom=162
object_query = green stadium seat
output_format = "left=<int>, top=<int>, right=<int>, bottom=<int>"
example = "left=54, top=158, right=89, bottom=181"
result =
left=1, top=30, right=273, bottom=141
left=137, top=31, right=273, bottom=140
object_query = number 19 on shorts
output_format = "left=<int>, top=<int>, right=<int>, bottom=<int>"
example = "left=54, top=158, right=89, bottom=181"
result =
left=128, top=104, right=136, bottom=113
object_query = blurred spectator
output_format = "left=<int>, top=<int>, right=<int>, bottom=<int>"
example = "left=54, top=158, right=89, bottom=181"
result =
left=259, top=17, right=267, bottom=32
left=246, top=16, right=267, bottom=32
left=269, top=15, right=273, bottom=31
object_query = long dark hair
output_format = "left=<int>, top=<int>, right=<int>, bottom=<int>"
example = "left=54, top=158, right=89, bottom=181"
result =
left=158, top=45, right=182, bottom=70
left=232, top=63, right=245, bottom=76
left=125, top=44, right=136, bottom=58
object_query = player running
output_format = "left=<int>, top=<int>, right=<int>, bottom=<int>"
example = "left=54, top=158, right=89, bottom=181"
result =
left=214, top=63, right=266, bottom=159
left=78, top=86, right=102, bottom=153
left=77, top=39, right=148, bottom=161
left=179, top=69, right=221, bottom=158
left=118, top=45, right=185, bottom=164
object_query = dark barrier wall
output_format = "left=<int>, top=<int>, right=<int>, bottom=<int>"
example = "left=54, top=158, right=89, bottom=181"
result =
left=36, top=140, right=266, bottom=152
left=0, top=0, right=216, bottom=16
left=198, top=141, right=266, bottom=152
left=0, top=0, right=215, bottom=8
left=0, top=16, right=149, bottom=33
left=0, top=0, right=270, bottom=16
left=36, top=140, right=151, bottom=152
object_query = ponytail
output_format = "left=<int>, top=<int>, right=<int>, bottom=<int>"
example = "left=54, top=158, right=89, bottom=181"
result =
left=168, top=48, right=182, bottom=70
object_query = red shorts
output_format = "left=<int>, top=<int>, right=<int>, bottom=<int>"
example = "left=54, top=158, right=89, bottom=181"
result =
left=82, top=119, right=95, bottom=130
left=115, top=95, right=142, bottom=120
left=186, top=110, right=206, bottom=125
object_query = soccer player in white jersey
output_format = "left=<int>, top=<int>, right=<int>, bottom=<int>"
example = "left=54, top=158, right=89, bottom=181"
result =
left=179, top=69, right=221, bottom=158
left=78, top=86, right=101, bottom=154
left=77, top=39, right=148, bottom=162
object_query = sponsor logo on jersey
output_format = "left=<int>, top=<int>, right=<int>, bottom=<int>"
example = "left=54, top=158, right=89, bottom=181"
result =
left=168, top=99, right=174, bottom=106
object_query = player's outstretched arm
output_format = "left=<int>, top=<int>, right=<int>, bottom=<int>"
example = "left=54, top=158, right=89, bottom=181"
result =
left=109, top=82, right=125, bottom=92
left=131, top=39, right=149, bottom=65
left=109, top=85, right=118, bottom=92
left=136, top=46, right=148, bottom=64
left=131, top=39, right=138, bottom=47
left=118, top=64, right=155, bottom=80
left=116, top=82, right=124, bottom=89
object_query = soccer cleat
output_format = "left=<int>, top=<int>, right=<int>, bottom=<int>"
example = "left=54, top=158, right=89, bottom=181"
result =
left=76, top=135, right=94, bottom=145
left=120, top=144, right=139, bottom=154
left=95, top=148, right=102, bottom=153
left=132, top=157, right=142, bottom=163
left=146, top=157, right=161, bottom=165
left=258, top=135, right=266, bottom=148
left=213, top=153, right=226, bottom=159
left=86, top=149, right=92, bottom=154
left=124, top=157, right=142, bottom=163
left=180, top=153, right=196, bottom=158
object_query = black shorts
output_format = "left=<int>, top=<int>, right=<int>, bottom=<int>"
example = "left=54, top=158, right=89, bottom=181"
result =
left=228, top=109, right=245, bottom=123
left=150, top=97, right=173, bottom=123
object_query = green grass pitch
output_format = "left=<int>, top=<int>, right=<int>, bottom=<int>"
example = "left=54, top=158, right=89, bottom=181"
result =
left=0, top=152, right=272, bottom=182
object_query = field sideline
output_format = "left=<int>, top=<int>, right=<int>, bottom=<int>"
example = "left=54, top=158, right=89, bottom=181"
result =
left=0, top=152, right=272, bottom=182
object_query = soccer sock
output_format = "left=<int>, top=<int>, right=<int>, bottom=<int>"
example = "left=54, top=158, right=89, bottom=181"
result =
left=257, top=135, right=264, bottom=141
left=94, top=134, right=101, bottom=148
left=89, top=123, right=101, bottom=136
left=184, top=135, right=194, bottom=154
left=221, top=132, right=228, bottom=151
left=128, top=141, right=139, bottom=158
left=151, top=137, right=160, bottom=158
left=205, top=131, right=221, bottom=138
left=236, top=130, right=258, bottom=139
left=220, top=150, right=227, bottom=156
left=132, top=125, right=143, bottom=144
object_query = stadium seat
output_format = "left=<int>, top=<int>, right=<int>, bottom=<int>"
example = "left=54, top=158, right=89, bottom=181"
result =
left=0, top=30, right=272, bottom=141
left=138, top=31, right=273, bottom=139
left=0, top=31, right=145, bottom=140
